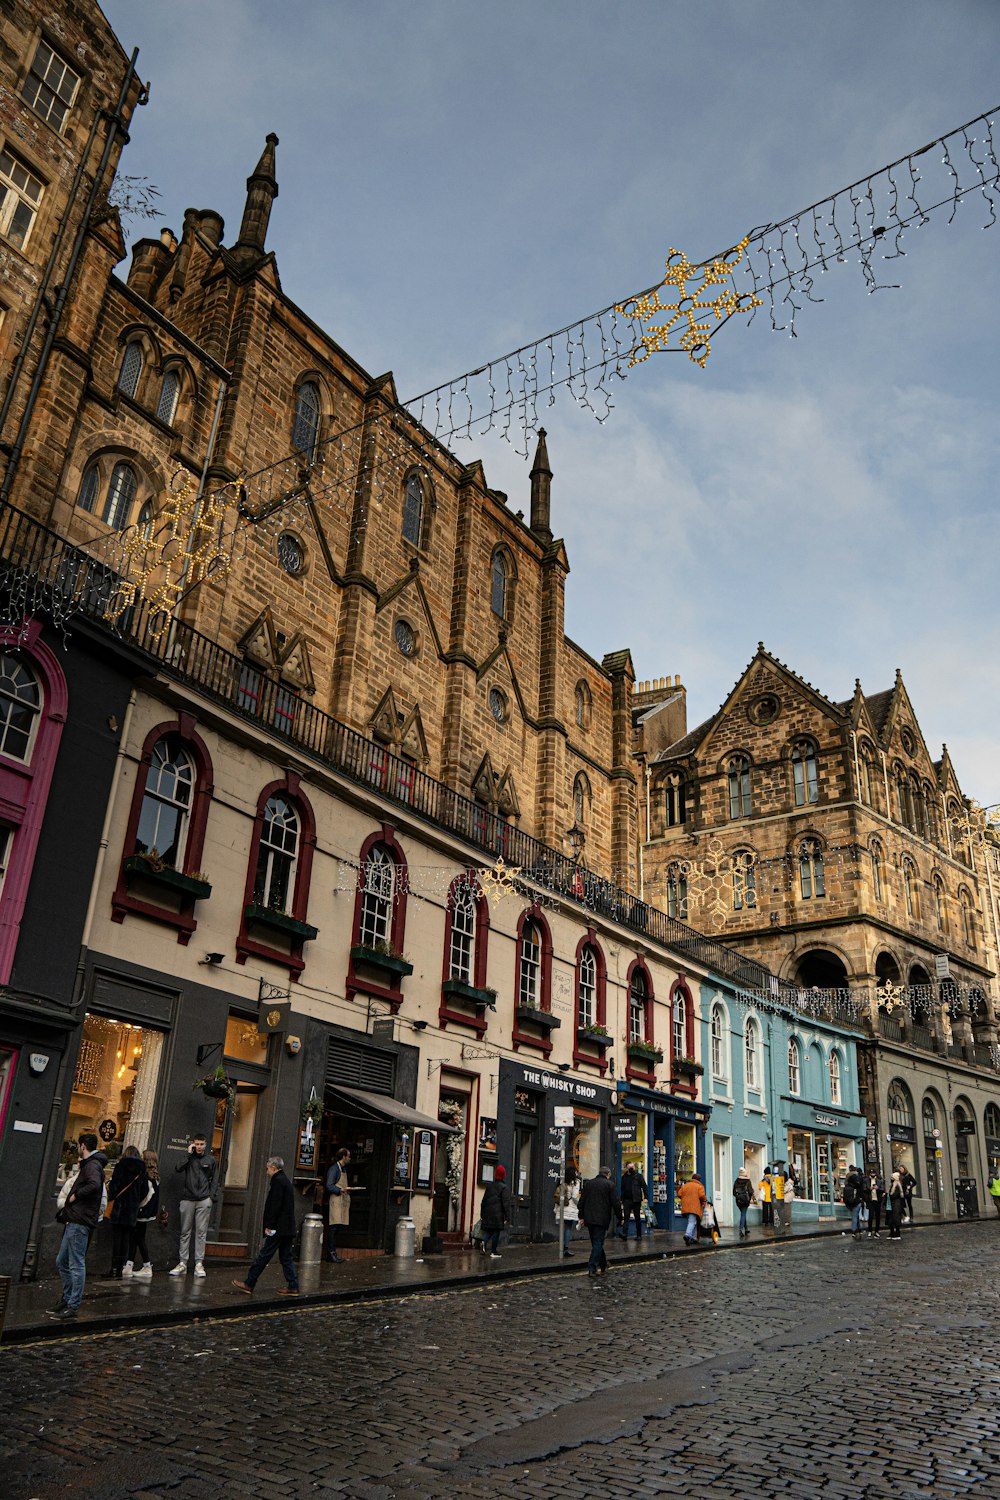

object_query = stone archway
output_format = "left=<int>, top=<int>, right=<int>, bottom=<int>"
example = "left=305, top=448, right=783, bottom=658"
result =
left=795, top=949, right=850, bottom=989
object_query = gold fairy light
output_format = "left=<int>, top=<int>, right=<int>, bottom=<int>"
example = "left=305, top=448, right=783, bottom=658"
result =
left=478, top=855, right=522, bottom=908
left=617, top=237, right=762, bottom=368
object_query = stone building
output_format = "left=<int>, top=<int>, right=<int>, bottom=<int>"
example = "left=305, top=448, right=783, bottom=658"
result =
left=639, top=644, right=1000, bottom=1217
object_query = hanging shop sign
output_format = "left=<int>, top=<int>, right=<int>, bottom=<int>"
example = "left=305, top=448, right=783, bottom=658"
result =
left=295, top=1127, right=316, bottom=1171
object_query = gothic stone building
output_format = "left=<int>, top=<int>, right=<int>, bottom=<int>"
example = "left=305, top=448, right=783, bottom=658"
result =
left=639, top=644, right=1000, bottom=1216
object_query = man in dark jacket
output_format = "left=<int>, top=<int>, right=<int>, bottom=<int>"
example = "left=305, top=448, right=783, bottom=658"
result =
left=620, top=1163, right=649, bottom=1241
left=170, top=1132, right=219, bottom=1279
left=579, top=1166, right=622, bottom=1276
left=51, top=1133, right=107, bottom=1321
left=233, top=1156, right=300, bottom=1296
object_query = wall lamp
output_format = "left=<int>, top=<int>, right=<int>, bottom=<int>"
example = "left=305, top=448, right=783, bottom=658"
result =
left=412, top=1020, right=429, bottom=1031
left=558, top=1063, right=571, bottom=1073
left=201, top=952, right=225, bottom=967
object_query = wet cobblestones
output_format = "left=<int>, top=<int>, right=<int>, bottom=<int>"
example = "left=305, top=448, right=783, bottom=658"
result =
left=2, top=1223, right=1000, bottom=1499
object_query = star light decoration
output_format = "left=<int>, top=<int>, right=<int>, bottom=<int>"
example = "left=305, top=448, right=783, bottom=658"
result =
left=617, top=238, right=762, bottom=368
left=477, top=854, right=523, bottom=908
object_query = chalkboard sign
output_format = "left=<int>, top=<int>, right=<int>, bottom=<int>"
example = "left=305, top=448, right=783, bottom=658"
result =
left=296, top=1127, right=316, bottom=1170
left=394, top=1129, right=412, bottom=1188
left=414, top=1129, right=434, bottom=1192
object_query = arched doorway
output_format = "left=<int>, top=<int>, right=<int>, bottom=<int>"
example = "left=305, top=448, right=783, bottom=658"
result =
left=953, top=1098, right=976, bottom=1183
left=887, top=1080, right=917, bottom=1185
left=921, top=1093, right=944, bottom=1214
left=795, top=949, right=850, bottom=989
left=908, top=964, right=932, bottom=1026
left=875, top=951, right=901, bottom=986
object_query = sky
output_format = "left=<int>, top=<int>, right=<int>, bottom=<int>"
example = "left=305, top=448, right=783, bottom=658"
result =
left=102, top=1, right=1000, bottom=804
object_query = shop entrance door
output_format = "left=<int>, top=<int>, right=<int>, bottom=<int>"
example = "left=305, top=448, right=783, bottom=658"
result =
left=924, top=1140, right=943, bottom=1213
left=513, top=1119, right=538, bottom=1237
left=213, top=1082, right=264, bottom=1244
left=325, top=1111, right=392, bottom=1249
left=712, top=1136, right=732, bottom=1225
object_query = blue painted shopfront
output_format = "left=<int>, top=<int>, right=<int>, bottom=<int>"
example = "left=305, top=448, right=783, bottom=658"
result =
left=615, top=1079, right=710, bottom=1231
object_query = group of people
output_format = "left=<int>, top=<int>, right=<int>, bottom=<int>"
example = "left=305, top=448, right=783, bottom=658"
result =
left=843, top=1164, right=915, bottom=1240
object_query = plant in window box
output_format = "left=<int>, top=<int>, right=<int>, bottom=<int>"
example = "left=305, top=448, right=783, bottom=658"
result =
left=626, top=1041, right=664, bottom=1065
left=442, top=977, right=497, bottom=1009
left=193, top=1064, right=236, bottom=1103
left=577, top=1022, right=612, bottom=1046
left=675, top=1055, right=705, bottom=1076
left=244, top=901, right=319, bottom=942
left=515, top=1003, right=561, bottom=1030
left=350, top=937, right=414, bottom=978
left=124, top=849, right=212, bottom=900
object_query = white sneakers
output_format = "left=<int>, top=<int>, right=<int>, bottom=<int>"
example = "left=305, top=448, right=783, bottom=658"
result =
left=122, top=1261, right=134, bottom=1278
left=133, top=1263, right=153, bottom=1279
left=194, top=1262, right=206, bottom=1278
left=169, top=1262, right=187, bottom=1276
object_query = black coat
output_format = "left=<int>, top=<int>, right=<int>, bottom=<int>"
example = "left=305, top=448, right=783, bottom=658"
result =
left=480, top=1180, right=511, bottom=1230
left=579, top=1173, right=622, bottom=1230
left=108, top=1156, right=148, bottom=1227
left=262, top=1169, right=296, bottom=1236
left=621, top=1171, right=648, bottom=1204
left=64, top=1151, right=108, bottom=1227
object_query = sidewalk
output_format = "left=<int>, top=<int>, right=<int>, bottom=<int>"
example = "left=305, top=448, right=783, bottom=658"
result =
left=2, top=1218, right=867, bottom=1346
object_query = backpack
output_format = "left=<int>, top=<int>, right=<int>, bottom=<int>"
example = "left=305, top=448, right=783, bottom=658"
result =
left=843, top=1177, right=858, bottom=1208
left=734, top=1180, right=752, bottom=1209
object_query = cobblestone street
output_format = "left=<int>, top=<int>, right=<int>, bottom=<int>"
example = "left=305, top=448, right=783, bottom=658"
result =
left=3, top=1222, right=999, bottom=1500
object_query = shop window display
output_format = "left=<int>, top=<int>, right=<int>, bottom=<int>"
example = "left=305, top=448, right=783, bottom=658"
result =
left=787, top=1129, right=815, bottom=1200
left=569, top=1108, right=601, bottom=1181
left=224, top=1012, right=269, bottom=1065
left=673, top=1122, right=695, bottom=1212
left=66, top=1013, right=164, bottom=1163
left=743, top=1140, right=766, bottom=1188
left=618, top=1112, right=646, bottom=1181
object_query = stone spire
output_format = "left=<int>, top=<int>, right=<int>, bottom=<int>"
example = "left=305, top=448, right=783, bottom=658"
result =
left=529, top=427, right=552, bottom=539
left=234, top=133, right=279, bottom=256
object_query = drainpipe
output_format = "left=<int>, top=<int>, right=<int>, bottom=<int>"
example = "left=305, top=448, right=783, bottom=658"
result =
left=0, top=50, right=146, bottom=509
left=765, top=1016, right=777, bottom=1163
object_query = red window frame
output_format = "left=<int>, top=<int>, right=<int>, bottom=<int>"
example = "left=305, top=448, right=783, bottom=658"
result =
left=347, top=824, right=410, bottom=1011
left=669, top=977, right=696, bottom=1095
left=512, top=905, right=554, bottom=1056
left=624, top=957, right=656, bottom=1084
left=236, top=772, right=316, bottom=979
left=572, top=929, right=609, bottom=1075
left=439, top=871, right=492, bottom=1035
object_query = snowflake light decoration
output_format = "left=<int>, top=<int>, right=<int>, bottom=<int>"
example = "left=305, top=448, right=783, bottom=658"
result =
left=478, top=855, right=522, bottom=908
left=618, top=237, right=762, bottom=368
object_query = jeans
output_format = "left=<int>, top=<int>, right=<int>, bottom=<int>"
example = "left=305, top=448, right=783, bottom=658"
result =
left=586, top=1223, right=608, bottom=1272
left=737, top=1204, right=749, bottom=1235
left=622, top=1203, right=643, bottom=1239
left=56, top=1222, right=90, bottom=1310
left=851, top=1202, right=864, bottom=1233
left=483, top=1228, right=503, bottom=1255
left=178, top=1198, right=212, bottom=1264
left=869, top=1199, right=883, bottom=1234
left=684, top=1212, right=699, bottom=1243
left=563, top=1219, right=578, bottom=1251
left=246, top=1232, right=298, bottom=1290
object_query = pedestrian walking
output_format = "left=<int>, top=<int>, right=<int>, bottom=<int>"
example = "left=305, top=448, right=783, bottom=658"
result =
left=784, top=1161, right=797, bottom=1229
left=170, top=1132, right=219, bottom=1279
left=620, top=1162, right=649, bottom=1241
left=127, top=1150, right=160, bottom=1278
left=989, top=1169, right=1000, bottom=1217
left=887, top=1171, right=905, bottom=1240
left=105, top=1145, right=148, bottom=1278
left=899, top=1167, right=916, bottom=1225
left=733, top=1168, right=757, bottom=1238
left=758, top=1168, right=773, bottom=1227
left=232, top=1156, right=300, bottom=1296
left=578, top=1165, right=622, bottom=1275
left=771, top=1164, right=787, bottom=1232
left=679, top=1171, right=706, bottom=1247
left=50, top=1133, right=107, bottom=1321
left=843, top=1164, right=866, bottom=1239
left=479, top=1164, right=511, bottom=1259
left=555, top=1168, right=580, bottom=1256
left=325, top=1147, right=352, bottom=1263
left=868, top=1172, right=886, bottom=1239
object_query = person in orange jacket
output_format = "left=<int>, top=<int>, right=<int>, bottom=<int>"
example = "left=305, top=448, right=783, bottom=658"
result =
left=678, top=1172, right=707, bottom=1248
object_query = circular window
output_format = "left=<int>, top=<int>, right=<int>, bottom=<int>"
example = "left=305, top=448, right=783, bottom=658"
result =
left=748, top=694, right=780, bottom=726
left=394, top=619, right=416, bottom=658
left=901, top=728, right=915, bottom=756
left=277, top=532, right=304, bottom=576
left=489, top=687, right=507, bottom=724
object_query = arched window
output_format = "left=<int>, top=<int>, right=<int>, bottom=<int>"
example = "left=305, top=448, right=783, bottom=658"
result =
left=902, top=859, right=918, bottom=918
left=134, top=737, right=193, bottom=868
left=672, top=987, right=686, bottom=1062
left=518, top=918, right=542, bottom=1008
left=923, top=1096, right=940, bottom=1138
left=871, top=839, right=884, bottom=903
left=792, top=741, right=819, bottom=806
left=960, top=889, right=975, bottom=948
left=732, top=850, right=756, bottom=910
left=156, top=368, right=180, bottom=426
left=359, top=843, right=394, bottom=948
left=291, top=380, right=321, bottom=458
left=887, top=1081, right=915, bottom=1132
left=491, top=550, right=509, bottom=618
left=577, top=944, right=597, bottom=1029
left=402, top=473, right=424, bottom=547
left=744, top=1016, right=761, bottom=1090
left=829, top=1051, right=842, bottom=1105
left=117, top=340, right=143, bottom=399
left=799, top=838, right=825, bottom=899
left=574, top=680, right=591, bottom=731
left=985, top=1101, right=1000, bottom=1139
left=0, top=653, right=41, bottom=762
left=78, top=464, right=99, bottom=515
left=665, top=774, right=686, bottom=827
left=710, top=1004, right=728, bottom=1081
left=137, top=501, right=154, bottom=543
left=788, top=1038, right=800, bottom=1095
left=666, top=863, right=688, bottom=921
left=859, top=743, right=876, bottom=807
left=447, top=880, right=476, bottom=983
left=628, top=966, right=648, bottom=1045
left=103, top=462, right=138, bottom=530
left=253, top=795, right=300, bottom=912
left=727, top=755, right=752, bottom=819
left=573, top=772, right=590, bottom=826
left=932, top=875, right=946, bottom=932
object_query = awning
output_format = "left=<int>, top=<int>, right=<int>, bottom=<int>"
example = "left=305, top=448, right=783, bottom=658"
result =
left=327, top=1084, right=459, bottom=1133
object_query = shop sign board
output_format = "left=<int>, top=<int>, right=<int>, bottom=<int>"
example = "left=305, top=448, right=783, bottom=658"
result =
left=295, top=1127, right=316, bottom=1171
left=519, top=1066, right=601, bottom=1103
left=610, top=1114, right=638, bottom=1143
left=413, top=1129, right=434, bottom=1192
left=888, top=1125, right=916, bottom=1143
left=553, top=1105, right=575, bottom=1127
left=957, top=1119, right=977, bottom=1136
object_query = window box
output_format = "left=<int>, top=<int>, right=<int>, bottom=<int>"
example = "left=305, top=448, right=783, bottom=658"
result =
left=674, top=1056, right=704, bottom=1077
left=442, top=978, right=496, bottom=1009
left=576, top=1026, right=612, bottom=1049
left=516, top=1004, right=561, bottom=1031
left=123, top=855, right=212, bottom=902
left=627, top=1041, right=664, bottom=1065
left=246, top=903, right=319, bottom=942
left=350, top=943, right=413, bottom=979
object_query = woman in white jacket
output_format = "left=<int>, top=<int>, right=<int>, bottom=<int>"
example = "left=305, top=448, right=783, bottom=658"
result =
left=555, top=1168, right=580, bottom=1256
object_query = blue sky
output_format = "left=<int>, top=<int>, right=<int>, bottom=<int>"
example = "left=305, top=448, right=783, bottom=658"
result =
left=102, top=1, right=999, bottom=802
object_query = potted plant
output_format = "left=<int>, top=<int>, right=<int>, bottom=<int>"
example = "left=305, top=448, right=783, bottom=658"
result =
left=515, top=1003, right=561, bottom=1031
left=626, top=1041, right=664, bottom=1065
left=193, top=1064, right=236, bottom=1103
left=577, top=1021, right=612, bottom=1047
left=675, top=1055, right=705, bottom=1077
left=245, top=901, right=319, bottom=942
left=350, top=937, right=414, bottom=978
left=124, top=849, right=213, bottom=900
left=422, top=1210, right=444, bottom=1255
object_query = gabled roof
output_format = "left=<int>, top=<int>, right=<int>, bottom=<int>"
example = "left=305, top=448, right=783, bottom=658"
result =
left=651, top=713, right=720, bottom=764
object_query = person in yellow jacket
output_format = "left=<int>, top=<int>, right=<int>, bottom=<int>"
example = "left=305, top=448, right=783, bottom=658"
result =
left=771, top=1164, right=786, bottom=1231
left=989, top=1169, right=1000, bottom=1217
left=758, top=1167, right=773, bottom=1228
left=678, top=1172, right=707, bottom=1248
